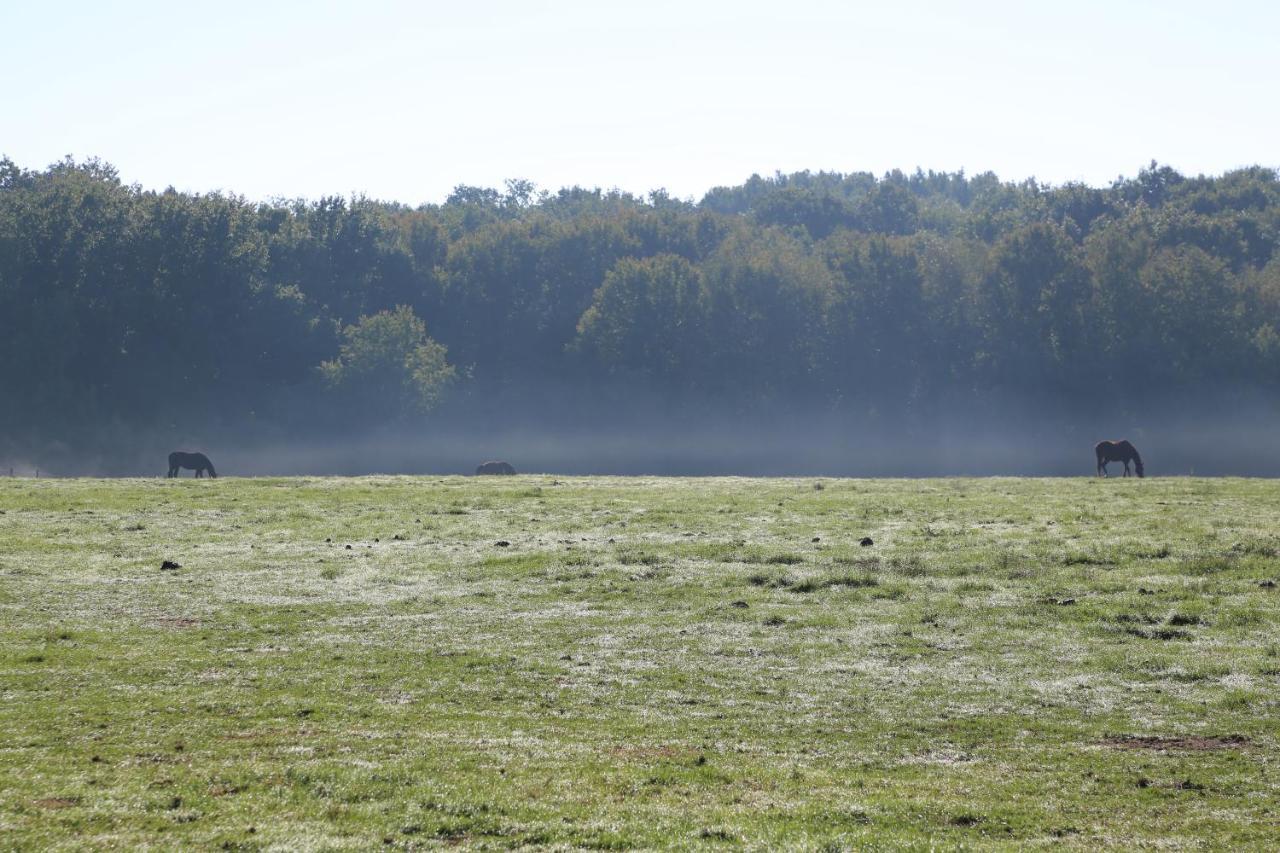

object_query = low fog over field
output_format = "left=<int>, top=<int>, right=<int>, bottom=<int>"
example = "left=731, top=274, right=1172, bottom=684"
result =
left=7, top=386, right=1280, bottom=478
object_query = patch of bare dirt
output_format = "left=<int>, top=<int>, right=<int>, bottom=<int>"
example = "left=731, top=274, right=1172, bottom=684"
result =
left=33, top=797, right=78, bottom=809
left=1102, top=734, right=1249, bottom=751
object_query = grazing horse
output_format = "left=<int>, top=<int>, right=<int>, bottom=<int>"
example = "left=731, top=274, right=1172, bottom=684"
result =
left=1095, top=440, right=1143, bottom=478
left=168, top=451, right=217, bottom=478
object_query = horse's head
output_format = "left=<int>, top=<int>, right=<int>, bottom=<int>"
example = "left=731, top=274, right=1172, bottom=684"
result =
left=1134, top=459, right=1145, bottom=478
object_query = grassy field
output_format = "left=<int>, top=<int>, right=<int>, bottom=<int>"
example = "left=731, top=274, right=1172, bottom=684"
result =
left=1, top=475, right=1278, bottom=849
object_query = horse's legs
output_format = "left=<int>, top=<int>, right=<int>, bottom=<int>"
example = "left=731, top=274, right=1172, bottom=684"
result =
left=1099, top=460, right=1108, bottom=477
left=1123, top=461, right=1131, bottom=477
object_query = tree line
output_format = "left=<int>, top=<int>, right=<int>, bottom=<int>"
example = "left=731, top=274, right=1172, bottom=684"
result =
left=2, top=156, right=1279, bottom=449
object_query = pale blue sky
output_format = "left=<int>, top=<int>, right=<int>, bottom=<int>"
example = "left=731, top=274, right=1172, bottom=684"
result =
left=3, top=0, right=1276, bottom=203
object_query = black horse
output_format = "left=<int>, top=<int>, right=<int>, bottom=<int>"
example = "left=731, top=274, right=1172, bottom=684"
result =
left=168, top=451, right=217, bottom=478
left=1095, top=440, right=1143, bottom=478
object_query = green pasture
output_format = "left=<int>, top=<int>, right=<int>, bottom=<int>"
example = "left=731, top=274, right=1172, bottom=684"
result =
left=1, top=476, right=1278, bottom=849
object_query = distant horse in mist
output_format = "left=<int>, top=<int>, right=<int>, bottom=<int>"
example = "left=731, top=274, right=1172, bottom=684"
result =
left=1095, top=440, right=1143, bottom=478
left=168, top=451, right=217, bottom=478
left=475, top=461, right=517, bottom=475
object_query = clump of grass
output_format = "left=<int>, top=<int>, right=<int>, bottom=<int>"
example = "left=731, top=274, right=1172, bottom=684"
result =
left=711, top=545, right=807, bottom=565
left=790, top=572, right=879, bottom=594
left=1124, top=626, right=1192, bottom=641
left=1109, top=608, right=1200, bottom=640
left=617, top=550, right=662, bottom=566
left=1060, top=551, right=1112, bottom=566
left=834, top=555, right=881, bottom=570
left=1165, top=609, right=1203, bottom=626
left=747, top=571, right=794, bottom=589
left=889, top=555, right=927, bottom=577
left=871, top=583, right=910, bottom=600
left=1231, top=539, right=1279, bottom=558
left=1219, top=607, right=1263, bottom=628
left=698, top=827, right=739, bottom=841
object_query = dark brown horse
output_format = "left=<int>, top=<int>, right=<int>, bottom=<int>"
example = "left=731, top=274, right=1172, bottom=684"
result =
left=1095, top=440, right=1143, bottom=478
left=168, top=451, right=217, bottom=478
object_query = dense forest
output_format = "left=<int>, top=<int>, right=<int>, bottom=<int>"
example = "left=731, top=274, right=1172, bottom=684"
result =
left=3, top=157, right=1280, bottom=473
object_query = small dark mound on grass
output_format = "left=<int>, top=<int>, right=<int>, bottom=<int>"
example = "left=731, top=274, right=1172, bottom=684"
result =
left=859, top=537, right=874, bottom=547
left=160, top=560, right=181, bottom=571
left=1102, top=734, right=1249, bottom=751
left=495, top=540, right=511, bottom=547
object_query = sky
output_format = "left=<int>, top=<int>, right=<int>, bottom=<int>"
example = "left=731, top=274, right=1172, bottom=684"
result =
left=3, top=0, right=1277, bottom=204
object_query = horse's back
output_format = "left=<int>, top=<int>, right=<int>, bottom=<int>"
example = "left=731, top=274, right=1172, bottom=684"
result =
left=169, top=451, right=211, bottom=467
left=1096, top=439, right=1132, bottom=453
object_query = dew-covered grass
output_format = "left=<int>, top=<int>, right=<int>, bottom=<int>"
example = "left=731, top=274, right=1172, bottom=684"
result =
left=1, top=475, right=1278, bottom=848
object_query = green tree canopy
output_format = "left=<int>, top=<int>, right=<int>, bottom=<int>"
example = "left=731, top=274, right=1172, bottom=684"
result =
left=319, top=306, right=455, bottom=417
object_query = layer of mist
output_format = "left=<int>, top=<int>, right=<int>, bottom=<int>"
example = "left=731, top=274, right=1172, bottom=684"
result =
left=5, top=392, right=1280, bottom=478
